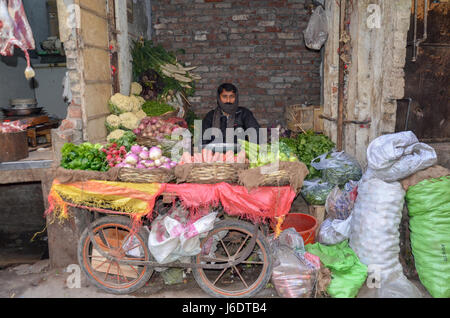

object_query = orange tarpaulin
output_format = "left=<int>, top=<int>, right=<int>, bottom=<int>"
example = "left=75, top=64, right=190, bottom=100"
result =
left=46, top=180, right=296, bottom=234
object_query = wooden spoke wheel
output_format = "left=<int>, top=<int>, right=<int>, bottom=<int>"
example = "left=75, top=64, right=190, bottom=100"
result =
left=192, top=219, right=273, bottom=298
left=78, top=216, right=153, bottom=295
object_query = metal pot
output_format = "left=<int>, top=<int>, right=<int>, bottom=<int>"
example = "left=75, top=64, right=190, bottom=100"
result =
left=10, top=98, right=38, bottom=109
left=1, top=107, right=43, bottom=116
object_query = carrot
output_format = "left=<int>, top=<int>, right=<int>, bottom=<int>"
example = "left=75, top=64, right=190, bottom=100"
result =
left=212, top=152, right=221, bottom=163
left=181, top=152, right=192, bottom=164
left=202, top=149, right=208, bottom=162
left=194, top=152, right=203, bottom=163
left=236, top=150, right=246, bottom=163
left=225, top=150, right=234, bottom=163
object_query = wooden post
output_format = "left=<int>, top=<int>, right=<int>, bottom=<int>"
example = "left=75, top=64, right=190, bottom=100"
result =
left=337, top=0, right=346, bottom=151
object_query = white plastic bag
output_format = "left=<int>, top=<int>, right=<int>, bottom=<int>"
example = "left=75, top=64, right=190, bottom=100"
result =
left=365, top=131, right=437, bottom=182
left=303, top=6, right=328, bottom=50
left=311, top=151, right=362, bottom=186
left=148, top=207, right=217, bottom=264
left=317, top=215, right=353, bottom=245
left=349, top=178, right=422, bottom=297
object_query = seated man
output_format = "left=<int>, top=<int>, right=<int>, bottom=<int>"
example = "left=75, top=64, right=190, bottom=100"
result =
left=202, top=83, right=260, bottom=146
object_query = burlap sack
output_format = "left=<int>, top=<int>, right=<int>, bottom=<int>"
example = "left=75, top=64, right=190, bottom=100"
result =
left=238, top=161, right=309, bottom=193
left=53, top=166, right=121, bottom=184
left=400, top=165, right=449, bottom=191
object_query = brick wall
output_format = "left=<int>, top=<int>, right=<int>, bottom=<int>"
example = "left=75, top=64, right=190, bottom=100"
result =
left=151, top=0, right=321, bottom=127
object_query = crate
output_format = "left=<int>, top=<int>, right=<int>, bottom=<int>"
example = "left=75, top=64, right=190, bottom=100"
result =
left=308, top=205, right=326, bottom=225
left=285, top=104, right=324, bottom=133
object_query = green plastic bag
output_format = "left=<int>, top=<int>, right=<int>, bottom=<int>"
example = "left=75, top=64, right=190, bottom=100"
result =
left=305, top=240, right=367, bottom=298
left=405, top=176, right=450, bottom=298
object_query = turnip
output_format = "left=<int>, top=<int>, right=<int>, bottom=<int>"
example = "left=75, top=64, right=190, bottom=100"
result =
left=124, top=153, right=139, bottom=165
left=139, top=150, right=149, bottom=160
left=131, top=145, right=142, bottom=155
left=154, top=159, right=161, bottom=167
left=143, top=160, right=154, bottom=167
left=136, top=163, right=146, bottom=169
left=169, top=161, right=177, bottom=168
left=149, top=147, right=162, bottom=160
left=161, top=163, right=172, bottom=169
left=123, top=163, right=133, bottom=168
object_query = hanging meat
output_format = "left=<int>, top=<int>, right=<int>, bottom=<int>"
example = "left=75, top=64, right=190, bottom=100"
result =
left=0, top=0, right=35, bottom=79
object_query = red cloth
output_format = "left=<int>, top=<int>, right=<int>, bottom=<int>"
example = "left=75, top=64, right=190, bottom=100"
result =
left=164, top=183, right=296, bottom=223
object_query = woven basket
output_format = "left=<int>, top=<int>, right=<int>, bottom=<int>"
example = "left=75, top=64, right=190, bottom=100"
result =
left=159, top=110, right=178, bottom=120
left=179, top=163, right=248, bottom=184
left=136, top=135, right=160, bottom=148
left=259, top=168, right=291, bottom=187
left=118, top=167, right=175, bottom=183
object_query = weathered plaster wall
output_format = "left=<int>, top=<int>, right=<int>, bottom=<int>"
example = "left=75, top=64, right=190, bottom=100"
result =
left=323, top=0, right=412, bottom=166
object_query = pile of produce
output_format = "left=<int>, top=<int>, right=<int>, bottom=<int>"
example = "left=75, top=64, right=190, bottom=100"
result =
left=300, top=179, right=335, bottom=205
left=178, top=149, right=247, bottom=165
left=61, top=142, right=108, bottom=172
left=281, top=130, right=335, bottom=180
left=141, top=99, right=176, bottom=117
left=116, top=145, right=177, bottom=170
left=312, top=152, right=362, bottom=186
left=134, top=116, right=184, bottom=139
left=239, top=140, right=299, bottom=169
left=101, top=131, right=138, bottom=168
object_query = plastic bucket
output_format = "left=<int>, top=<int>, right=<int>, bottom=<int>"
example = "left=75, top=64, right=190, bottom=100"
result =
left=280, top=213, right=318, bottom=245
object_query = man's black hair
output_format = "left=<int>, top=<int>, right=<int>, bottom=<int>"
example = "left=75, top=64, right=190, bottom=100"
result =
left=217, top=83, right=237, bottom=95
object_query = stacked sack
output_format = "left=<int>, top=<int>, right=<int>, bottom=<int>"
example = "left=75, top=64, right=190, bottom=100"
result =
left=349, top=131, right=437, bottom=298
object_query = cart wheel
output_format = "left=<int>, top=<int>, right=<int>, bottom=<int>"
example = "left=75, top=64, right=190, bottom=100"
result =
left=192, top=219, right=273, bottom=298
left=78, top=216, right=153, bottom=295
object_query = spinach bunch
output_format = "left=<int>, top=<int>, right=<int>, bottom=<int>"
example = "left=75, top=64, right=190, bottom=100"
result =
left=281, top=130, right=335, bottom=180
left=61, top=142, right=108, bottom=171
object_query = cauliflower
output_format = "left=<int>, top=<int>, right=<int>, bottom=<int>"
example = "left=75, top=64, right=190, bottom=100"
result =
left=130, top=82, right=142, bottom=96
left=105, top=114, right=121, bottom=132
left=134, top=109, right=147, bottom=121
left=119, top=112, right=139, bottom=130
left=128, top=95, right=145, bottom=113
left=107, top=129, right=125, bottom=142
left=109, top=93, right=134, bottom=114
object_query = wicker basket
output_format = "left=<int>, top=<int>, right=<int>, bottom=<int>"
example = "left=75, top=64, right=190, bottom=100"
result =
left=118, top=167, right=175, bottom=183
left=177, top=163, right=248, bottom=184
left=159, top=110, right=178, bottom=120
left=136, top=135, right=160, bottom=148
left=259, top=168, right=291, bottom=187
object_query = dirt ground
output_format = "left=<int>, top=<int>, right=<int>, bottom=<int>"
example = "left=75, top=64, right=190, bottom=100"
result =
left=0, top=259, right=431, bottom=299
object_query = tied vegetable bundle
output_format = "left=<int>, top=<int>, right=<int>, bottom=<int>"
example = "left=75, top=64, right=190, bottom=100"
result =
left=61, top=142, right=109, bottom=172
left=239, top=140, right=299, bottom=169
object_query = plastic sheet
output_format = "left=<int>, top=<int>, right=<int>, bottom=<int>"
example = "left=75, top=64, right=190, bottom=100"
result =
left=325, top=181, right=358, bottom=220
left=317, top=216, right=352, bottom=246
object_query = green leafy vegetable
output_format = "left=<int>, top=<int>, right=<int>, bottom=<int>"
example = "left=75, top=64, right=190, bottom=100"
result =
left=61, top=142, right=108, bottom=171
left=281, top=130, right=335, bottom=180
left=107, top=131, right=137, bottom=152
left=141, top=100, right=176, bottom=117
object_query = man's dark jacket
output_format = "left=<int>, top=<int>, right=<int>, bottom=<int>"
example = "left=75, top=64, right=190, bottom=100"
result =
left=202, top=107, right=260, bottom=144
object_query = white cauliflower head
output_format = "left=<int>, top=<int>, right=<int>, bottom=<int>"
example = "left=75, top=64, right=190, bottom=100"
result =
left=130, top=82, right=142, bottom=96
left=107, top=129, right=125, bottom=141
left=119, top=112, right=139, bottom=130
left=106, top=114, right=120, bottom=128
left=109, top=93, right=134, bottom=113
left=129, top=95, right=145, bottom=113
left=134, top=110, right=147, bottom=121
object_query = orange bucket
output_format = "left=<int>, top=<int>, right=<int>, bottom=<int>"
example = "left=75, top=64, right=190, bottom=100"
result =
left=280, top=213, right=318, bottom=245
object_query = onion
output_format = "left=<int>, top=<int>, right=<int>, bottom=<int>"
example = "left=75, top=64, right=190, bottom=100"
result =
left=138, top=123, right=145, bottom=130
left=149, top=147, right=162, bottom=160
left=151, top=118, right=158, bottom=125
left=133, top=129, right=140, bottom=135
